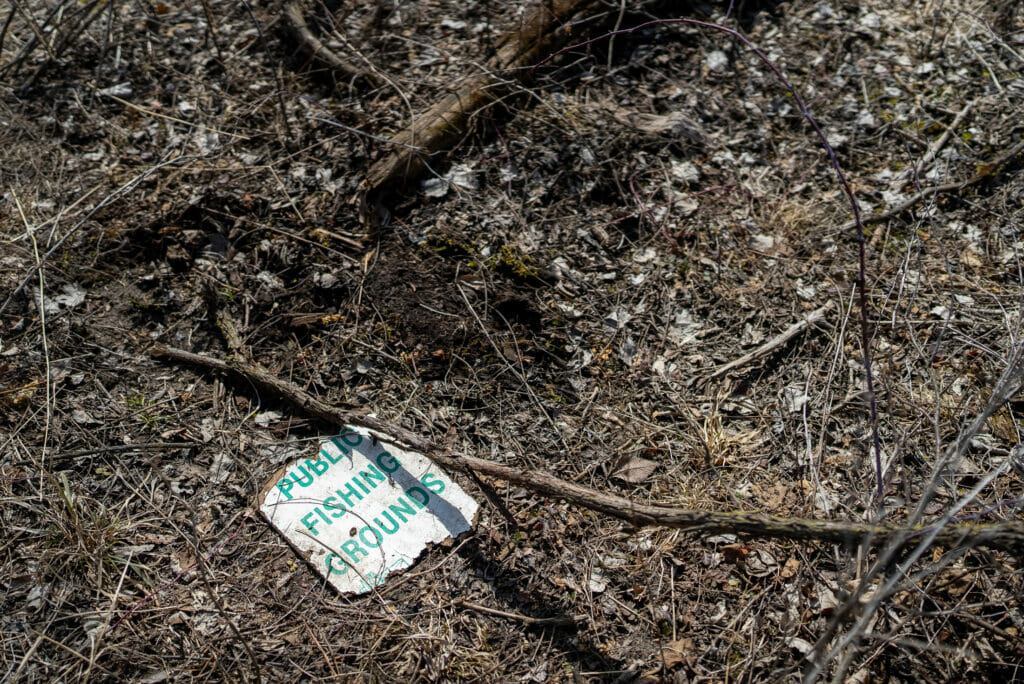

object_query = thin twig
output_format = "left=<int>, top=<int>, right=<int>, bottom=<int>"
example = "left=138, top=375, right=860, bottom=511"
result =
left=107, top=510, right=254, bottom=633
left=22, top=0, right=107, bottom=89
left=894, top=99, right=975, bottom=191
left=149, top=344, right=1024, bottom=554
left=707, top=301, right=834, bottom=380
left=240, top=0, right=295, bottom=144
left=12, top=190, right=52, bottom=482
left=359, top=0, right=601, bottom=196
left=454, top=600, right=584, bottom=627
left=804, top=345, right=1024, bottom=682
left=91, top=85, right=251, bottom=140
left=12, top=442, right=198, bottom=468
left=538, top=14, right=885, bottom=500
left=845, top=137, right=1024, bottom=232
left=0, top=154, right=196, bottom=316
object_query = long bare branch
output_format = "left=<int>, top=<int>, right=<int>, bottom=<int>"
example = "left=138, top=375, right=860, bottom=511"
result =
left=150, top=344, right=1024, bottom=554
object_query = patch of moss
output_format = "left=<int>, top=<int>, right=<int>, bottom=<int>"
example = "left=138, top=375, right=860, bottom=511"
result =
left=422, top=235, right=476, bottom=259
left=489, top=244, right=540, bottom=280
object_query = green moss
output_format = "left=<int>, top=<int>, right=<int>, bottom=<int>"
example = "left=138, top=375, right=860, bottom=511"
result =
left=422, top=235, right=476, bottom=259
left=489, top=244, right=540, bottom=279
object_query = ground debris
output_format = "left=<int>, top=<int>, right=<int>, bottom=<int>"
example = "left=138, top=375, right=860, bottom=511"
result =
left=3, top=0, right=1024, bottom=680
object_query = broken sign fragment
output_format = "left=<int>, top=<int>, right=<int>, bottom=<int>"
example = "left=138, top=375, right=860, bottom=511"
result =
left=259, top=426, right=479, bottom=594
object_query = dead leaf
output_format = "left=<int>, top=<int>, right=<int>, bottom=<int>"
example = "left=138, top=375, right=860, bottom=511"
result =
left=611, top=455, right=658, bottom=483
left=662, top=637, right=694, bottom=669
left=721, top=544, right=749, bottom=564
left=606, top=104, right=705, bottom=143
left=170, top=546, right=197, bottom=576
left=588, top=567, right=609, bottom=594
left=743, top=548, right=778, bottom=577
left=780, top=556, right=800, bottom=579
left=961, top=248, right=983, bottom=269
left=815, top=583, right=840, bottom=615
left=787, top=636, right=814, bottom=656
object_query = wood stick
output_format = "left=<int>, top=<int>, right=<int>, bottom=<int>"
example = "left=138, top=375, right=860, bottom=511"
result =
left=284, top=2, right=379, bottom=86
left=893, top=99, right=975, bottom=191
left=150, top=344, right=1024, bottom=554
left=845, top=138, right=1024, bottom=231
left=360, top=0, right=600, bottom=198
left=454, top=600, right=584, bottom=627
left=707, top=301, right=833, bottom=380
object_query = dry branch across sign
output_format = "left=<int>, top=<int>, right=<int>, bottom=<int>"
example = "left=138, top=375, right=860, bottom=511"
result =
left=259, top=426, right=479, bottom=594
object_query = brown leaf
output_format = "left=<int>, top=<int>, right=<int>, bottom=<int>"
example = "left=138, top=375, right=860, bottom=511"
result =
left=662, top=637, right=694, bottom=669
left=611, top=456, right=658, bottom=483
left=721, top=543, right=749, bottom=564
left=780, top=556, right=800, bottom=579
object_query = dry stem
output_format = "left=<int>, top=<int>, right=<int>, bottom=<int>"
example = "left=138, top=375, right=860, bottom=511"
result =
left=150, top=344, right=1024, bottom=555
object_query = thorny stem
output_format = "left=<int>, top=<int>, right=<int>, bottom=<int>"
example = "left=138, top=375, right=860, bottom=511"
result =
left=538, top=17, right=884, bottom=499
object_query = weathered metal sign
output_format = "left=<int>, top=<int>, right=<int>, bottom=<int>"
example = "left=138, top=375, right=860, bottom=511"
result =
left=259, top=426, right=479, bottom=594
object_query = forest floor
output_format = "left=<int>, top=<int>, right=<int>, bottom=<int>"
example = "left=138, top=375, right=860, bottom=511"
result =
left=2, top=0, right=1024, bottom=681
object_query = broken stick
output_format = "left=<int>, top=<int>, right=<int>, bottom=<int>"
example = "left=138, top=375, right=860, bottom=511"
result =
left=707, top=301, right=833, bottom=380
left=150, top=344, right=1024, bottom=554
left=284, top=2, right=379, bottom=86
left=359, top=0, right=601, bottom=199
left=844, top=137, right=1024, bottom=231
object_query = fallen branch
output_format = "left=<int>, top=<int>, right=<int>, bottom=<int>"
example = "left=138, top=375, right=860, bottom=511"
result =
left=454, top=600, right=585, bottom=627
left=150, top=344, right=1024, bottom=555
left=284, top=2, right=378, bottom=86
left=893, top=99, right=975, bottom=191
left=845, top=137, right=1024, bottom=231
left=707, top=301, right=833, bottom=380
left=359, top=0, right=600, bottom=199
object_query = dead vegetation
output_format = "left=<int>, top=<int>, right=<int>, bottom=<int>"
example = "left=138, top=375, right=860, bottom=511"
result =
left=2, top=0, right=1024, bottom=681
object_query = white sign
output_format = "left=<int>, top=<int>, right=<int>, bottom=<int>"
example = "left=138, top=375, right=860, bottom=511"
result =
left=259, top=426, right=479, bottom=594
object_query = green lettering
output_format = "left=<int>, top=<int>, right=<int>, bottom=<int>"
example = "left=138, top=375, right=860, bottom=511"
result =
left=322, top=445, right=347, bottom=464
left=376, top=450, right=401, bottom=473
left=335, top=482, right=364, bottom=507
left=306, top=458, right=329, bottom=476
left=359, top=463, right=386, bottom=488
left=325, top=553, right=349, bottom=575
left=339, top=431, right=363, bottom=447
left=420, top=472, right=446, bottom=494
left=359, top=526, right=383, bottom=548
left=388, top=497, right=417, bottom=523
left=275, top=478, right=294, bottom=500
left=375, top=511, right=400, bottom=534
left=341, top=539, right=367, bottom=564
left=291, top=465, right=314, bottom=487
left=406, top=486, right=429, bottom=509
left=314, top=506, right=332, bottom=526
left=323, top=496, right=346, bottom=518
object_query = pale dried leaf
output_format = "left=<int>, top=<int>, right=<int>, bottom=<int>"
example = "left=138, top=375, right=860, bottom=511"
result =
left=662, top=637, right=694, bottom=669
left=612, top=456, right=658, bottom=483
